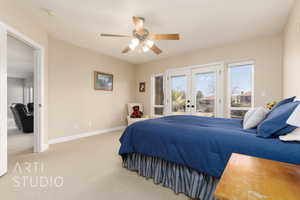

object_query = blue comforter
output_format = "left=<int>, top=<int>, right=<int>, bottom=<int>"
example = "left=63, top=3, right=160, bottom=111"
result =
left=119, top=115, right=300, bottom=178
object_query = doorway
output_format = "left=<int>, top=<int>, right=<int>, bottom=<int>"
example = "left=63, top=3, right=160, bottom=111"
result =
left=165, top=63, right=224, bottom=117
left=7, top=35, right=34, bottom=157
left=0, top=22, right=46, bottom=177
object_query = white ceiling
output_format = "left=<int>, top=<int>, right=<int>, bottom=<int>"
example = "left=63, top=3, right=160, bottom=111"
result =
left=18, top=0, right=294, bottom=64
left=7, top=35, right=34, bottom=78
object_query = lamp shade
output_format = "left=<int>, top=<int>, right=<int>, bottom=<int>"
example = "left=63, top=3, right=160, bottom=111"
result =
left=287, top=104, right=300, bottom=127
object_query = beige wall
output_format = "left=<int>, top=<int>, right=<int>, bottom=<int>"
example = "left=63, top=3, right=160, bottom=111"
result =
left=136, top=34, right=283, bottom=115
left=0, top=0, right=136, bottom=142
left=283, top=1, right=300, bottom=98
left=48, top=37, right=136, bottom=139
left=0, top=0, right=49, bottom=146
left=0, top=0, right=288, bottom=143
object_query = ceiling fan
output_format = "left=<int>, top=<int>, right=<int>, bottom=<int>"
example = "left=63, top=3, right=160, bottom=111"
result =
left=100, top=16, right=180, bottom=55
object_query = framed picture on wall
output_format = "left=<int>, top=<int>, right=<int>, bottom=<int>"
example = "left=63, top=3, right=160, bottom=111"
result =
left=94, top=71, right=113, bottom=91
left=139, top=82, right=146, bottom=92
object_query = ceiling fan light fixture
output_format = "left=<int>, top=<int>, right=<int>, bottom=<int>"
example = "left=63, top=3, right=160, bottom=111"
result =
left=100, top=16, right=179, bottom=55
left=129, top=43, right=137, bottom=50
left=146, top=40, right=154, bottom=48
left=131, top=38, right=140, bottom=46
left=142, top=45, right=150, bottom=52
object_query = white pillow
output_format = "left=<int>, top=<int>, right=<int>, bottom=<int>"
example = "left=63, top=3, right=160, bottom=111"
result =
left=279, top=128, right=300, bottom=142
left=243, top=107, right=269, bottom=129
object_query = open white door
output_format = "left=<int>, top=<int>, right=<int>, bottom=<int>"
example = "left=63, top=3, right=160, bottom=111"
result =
left=0, top=24, right=7, bottom=177
left=33, top=49, right=45, bottom=152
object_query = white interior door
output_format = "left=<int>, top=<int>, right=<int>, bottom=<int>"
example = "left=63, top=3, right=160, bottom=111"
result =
left=166, top=63, right=224, bottom=117
left=34, top=50, right=43, bottom=153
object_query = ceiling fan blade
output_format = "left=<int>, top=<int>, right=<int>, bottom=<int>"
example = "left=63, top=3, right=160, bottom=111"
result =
left=148, top=34, right=180, bottom=40
left=122, top=46, right=131, bottom=54
left=150, top=44, right=162, bottom=55
left=132, top=16, right=144, bottom=35
left=100, top=33, right=131, bottom=38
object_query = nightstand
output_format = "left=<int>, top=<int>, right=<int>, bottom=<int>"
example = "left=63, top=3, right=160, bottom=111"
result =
left=215, top=153, right=300, bottom=200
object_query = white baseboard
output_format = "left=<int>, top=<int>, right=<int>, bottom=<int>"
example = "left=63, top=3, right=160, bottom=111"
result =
left=42, top=143, right=49, bottom=152
left=48, top=126, right=126, bottom=145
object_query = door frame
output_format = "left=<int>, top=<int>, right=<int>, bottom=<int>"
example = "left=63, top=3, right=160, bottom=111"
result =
left=0, top=22, right=47, bottom=177
left=165, top=62, right=224, bottom=116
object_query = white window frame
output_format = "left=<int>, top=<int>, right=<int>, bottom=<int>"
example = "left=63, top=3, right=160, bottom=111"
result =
left=227, top=61, right=255, bottom=118
left=150, top=73, right=164, bottom=117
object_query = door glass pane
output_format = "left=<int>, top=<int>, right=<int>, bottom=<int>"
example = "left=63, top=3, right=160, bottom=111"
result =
left=154, top=107, right=164, bottom=115
left=171, top=75, right=186, bottom=113
left=195, top=72, right=216, bottom=117
left=230, top=65, right=252, bottom=108
left=230, top=110, right=248, bottom=119
left=155, top=76, right=164, bottom=105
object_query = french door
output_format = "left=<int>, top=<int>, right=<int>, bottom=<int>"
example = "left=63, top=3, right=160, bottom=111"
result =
left=166, top=63, right=224, bottom=117
left=167, top=69, right=191, bottom=115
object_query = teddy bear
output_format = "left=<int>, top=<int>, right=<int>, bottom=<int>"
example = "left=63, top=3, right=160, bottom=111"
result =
left=266, top=101, right=277, bottom=110
left=130, top=105, right=143, bottom=118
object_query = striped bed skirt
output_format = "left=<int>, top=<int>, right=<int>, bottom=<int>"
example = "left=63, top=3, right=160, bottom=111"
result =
left=122, top=153, right=219, bottom=200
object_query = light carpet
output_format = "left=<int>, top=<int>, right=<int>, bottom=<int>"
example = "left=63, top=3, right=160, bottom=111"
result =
left=0, top=131, right=187, bottom=200
left=7, top=128, right=34, bottom=158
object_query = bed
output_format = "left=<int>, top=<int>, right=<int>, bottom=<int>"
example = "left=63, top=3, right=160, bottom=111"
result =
left=119, top=115, right=300, bottom=200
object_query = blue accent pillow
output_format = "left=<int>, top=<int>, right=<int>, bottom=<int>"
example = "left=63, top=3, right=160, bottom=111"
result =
left=273, top=125, right=298, bottom=137
left=257, top=101, right=299, bottom=138
left=269, top=96, right=296, bottom=115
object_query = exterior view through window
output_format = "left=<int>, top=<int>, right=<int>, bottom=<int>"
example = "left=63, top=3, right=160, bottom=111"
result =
left=229, top=63, right=254, bottom=119
left=171, top=75, right=187, bottom=113
left=195, top=72, right=216, bottom=117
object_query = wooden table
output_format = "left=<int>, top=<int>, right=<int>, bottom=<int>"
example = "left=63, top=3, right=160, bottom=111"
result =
left=214, top=153, right=300, bottom=200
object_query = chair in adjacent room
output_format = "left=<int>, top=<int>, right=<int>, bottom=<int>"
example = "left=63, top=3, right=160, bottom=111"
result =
left=27, top=103, right=34, bottom=115
left=10, top=103, right=33, bottom=133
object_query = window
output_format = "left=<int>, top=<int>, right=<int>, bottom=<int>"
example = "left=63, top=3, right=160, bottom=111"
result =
left=151, top=74, right=164, bottom=116
left=228, top=62, right=254, bottom=119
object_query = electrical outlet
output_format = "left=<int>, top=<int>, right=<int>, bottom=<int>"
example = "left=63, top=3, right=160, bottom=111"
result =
left=88, top=121, right=92, bottom=128
left=120, top=116, right=124, bottom=121
left=73, top=124, right=79, bottom=130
